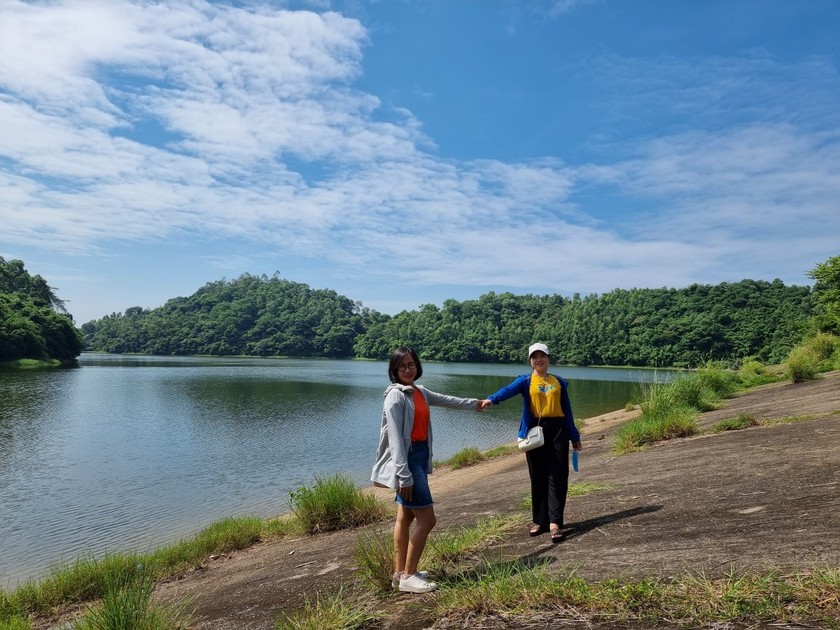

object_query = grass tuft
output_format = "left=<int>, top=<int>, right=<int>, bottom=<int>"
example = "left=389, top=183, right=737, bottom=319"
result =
left=785, top=345, right=821, bottom=383
left=712, top=413, right=759, bottom=433
left=353, top=529, right=395, bottom=595
left=274, top=588, right=376, bottom=630
left=289, top=474, right=389, bottom=534
left=448, top=447, right=485, bottom=470
left=72, top=570, right=190, bottom=630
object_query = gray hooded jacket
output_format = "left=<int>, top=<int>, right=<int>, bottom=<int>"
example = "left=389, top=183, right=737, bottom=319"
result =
left=370, top=383, right=478, bottom=490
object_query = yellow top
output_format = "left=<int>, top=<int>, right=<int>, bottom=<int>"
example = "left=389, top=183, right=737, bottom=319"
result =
left=529, top=374, right=563, bottom=419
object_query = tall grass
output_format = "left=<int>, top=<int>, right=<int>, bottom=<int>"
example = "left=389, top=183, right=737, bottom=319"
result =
left=353, top=515, right=519, bottom=595
left=614, top=381, right=698, bottom=453
left=72, top=570, right=190, bottom=630
left=737, top=359, right=777, bottom=387
left=353, top=529, right=394, bottom=595
left=785, top=332, right=839, bottom=382
left=289, top=474, right=389, bottom=534
left=448, top=447, right=484, bottom=469
left=785, top=346, right=820, bottom=383
left=614, top=362, right=766, bottom=453
left=274, top=588, right=376, bottom=630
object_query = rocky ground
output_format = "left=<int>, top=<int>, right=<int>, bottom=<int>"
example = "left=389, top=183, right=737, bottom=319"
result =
left=46, top=371, right=840, bottom=629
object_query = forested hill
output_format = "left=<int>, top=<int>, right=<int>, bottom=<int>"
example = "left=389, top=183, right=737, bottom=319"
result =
left=81, top=274, right=384, bottom=358
left=81, top=273, right=814, bottom=368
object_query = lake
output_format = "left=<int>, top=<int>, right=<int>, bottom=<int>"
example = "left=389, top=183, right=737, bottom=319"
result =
left=0, top=354, right=665, bottom=587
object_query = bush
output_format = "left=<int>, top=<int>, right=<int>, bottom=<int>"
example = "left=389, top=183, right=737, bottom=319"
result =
left=695, top=363, right=739, bottom=398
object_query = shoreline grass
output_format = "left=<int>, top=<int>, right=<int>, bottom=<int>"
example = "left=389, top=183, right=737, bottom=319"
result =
left=613, top=361, right=785, bottom=453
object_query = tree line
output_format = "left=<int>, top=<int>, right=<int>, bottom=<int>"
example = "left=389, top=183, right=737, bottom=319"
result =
left=6, top=254, right=839, bottom=367
left=81, top=272, right=817, bottom=368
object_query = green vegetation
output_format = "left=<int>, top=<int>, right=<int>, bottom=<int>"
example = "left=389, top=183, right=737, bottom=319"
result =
left=0, top=257, right=82, bottom=363
left=0, top=474, right=386, bottom=627
left=430, top=564, right=840, bottom=628
left=808, top=254, right=840, bottom=334
left=737, top=358, right=777, bottom=387
left=614, top=363, right=759, bottom=453
left=275, top=588, right=375, bottom=630
left=79, top=272, right=816, bottom=367
left=288, top=474, right=389, bottom=535
left=784, top=332, right=840, bottom=382
left=71, top=570, right=190, bottom=630
left=6, top=253, right=840, bottom=369
left=0, top=516, right=267, bottom=623
left=712, top=413, right=759, bottom=432
left=349, top=500, right=840, bottom=629
left=81, top=273, right=381, bottom=357
left=447, top=447, right=485, bottom=470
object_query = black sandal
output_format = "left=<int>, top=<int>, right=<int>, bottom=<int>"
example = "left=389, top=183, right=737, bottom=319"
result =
left=550, top=528, right=565, bottom=543
left=529, top=524, right=549, bottom=536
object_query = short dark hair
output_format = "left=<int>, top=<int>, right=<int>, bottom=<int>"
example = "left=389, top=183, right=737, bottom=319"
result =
left=388, top=346, right=423, bottom=383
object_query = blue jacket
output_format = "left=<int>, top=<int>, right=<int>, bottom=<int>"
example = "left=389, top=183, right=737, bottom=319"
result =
left=488, top=373, right=580, bottom=442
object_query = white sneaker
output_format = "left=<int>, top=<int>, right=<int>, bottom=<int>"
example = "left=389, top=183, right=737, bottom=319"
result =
left=399, top=572, right=437, bottom=593
left=392, top=570, right=428, bottom=589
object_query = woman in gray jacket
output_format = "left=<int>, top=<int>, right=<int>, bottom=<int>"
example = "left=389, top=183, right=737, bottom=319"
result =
left=370, top=346, right=489, bottom=593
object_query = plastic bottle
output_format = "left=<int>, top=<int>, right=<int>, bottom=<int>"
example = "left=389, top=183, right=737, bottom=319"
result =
left=571, top=450, right=579, bottom=472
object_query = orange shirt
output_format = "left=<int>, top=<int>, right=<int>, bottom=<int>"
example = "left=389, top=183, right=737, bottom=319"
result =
left=410, top=389, right=430, bottom=441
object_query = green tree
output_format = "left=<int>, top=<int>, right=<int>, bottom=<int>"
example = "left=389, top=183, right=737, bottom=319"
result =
left=0, top=258, right=82, bottom=362
left=808, top=254, right=840, bottom=333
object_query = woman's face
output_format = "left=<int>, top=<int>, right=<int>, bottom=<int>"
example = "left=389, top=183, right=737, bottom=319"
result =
left=529, top=351, right=549, bottom=373
left=396, top=357, right=418, bottom=385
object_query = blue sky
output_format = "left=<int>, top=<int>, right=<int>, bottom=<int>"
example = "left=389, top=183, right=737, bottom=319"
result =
left=2, top=0, right=839, bottom=325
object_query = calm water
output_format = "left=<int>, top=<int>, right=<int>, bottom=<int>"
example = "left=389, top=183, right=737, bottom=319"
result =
left=0, top=354, right=664, bottom=587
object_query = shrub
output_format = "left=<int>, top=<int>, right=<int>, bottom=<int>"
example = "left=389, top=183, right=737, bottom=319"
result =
left=669, top=374, right=718, bottom=411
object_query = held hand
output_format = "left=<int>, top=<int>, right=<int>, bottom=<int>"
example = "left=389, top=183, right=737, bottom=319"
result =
left=399, top=485, right=413, bottom=502
left=477, top=399, right=493, bottom=411
left=573, top=441, right=582, bottom=451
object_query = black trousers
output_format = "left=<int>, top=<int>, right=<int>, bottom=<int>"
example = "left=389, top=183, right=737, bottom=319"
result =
left=525, top=419, right=570, bottom=527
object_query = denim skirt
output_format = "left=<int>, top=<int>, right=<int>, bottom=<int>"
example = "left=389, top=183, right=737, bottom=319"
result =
left=395, top=440, right=434, bottom=509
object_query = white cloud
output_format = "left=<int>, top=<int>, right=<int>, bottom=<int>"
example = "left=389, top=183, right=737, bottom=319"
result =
left=1, top=1, right=837, bottom=323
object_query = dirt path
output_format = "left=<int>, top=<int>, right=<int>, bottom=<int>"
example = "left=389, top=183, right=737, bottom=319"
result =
left=122, top=372, right=840, bottom=628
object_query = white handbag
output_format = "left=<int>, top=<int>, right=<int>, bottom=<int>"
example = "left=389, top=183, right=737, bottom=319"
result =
left=518, top=424, right=544, bottom=452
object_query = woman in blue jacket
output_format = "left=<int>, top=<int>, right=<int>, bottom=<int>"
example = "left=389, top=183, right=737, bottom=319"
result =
left=482, top=343, right=582, bottom=543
